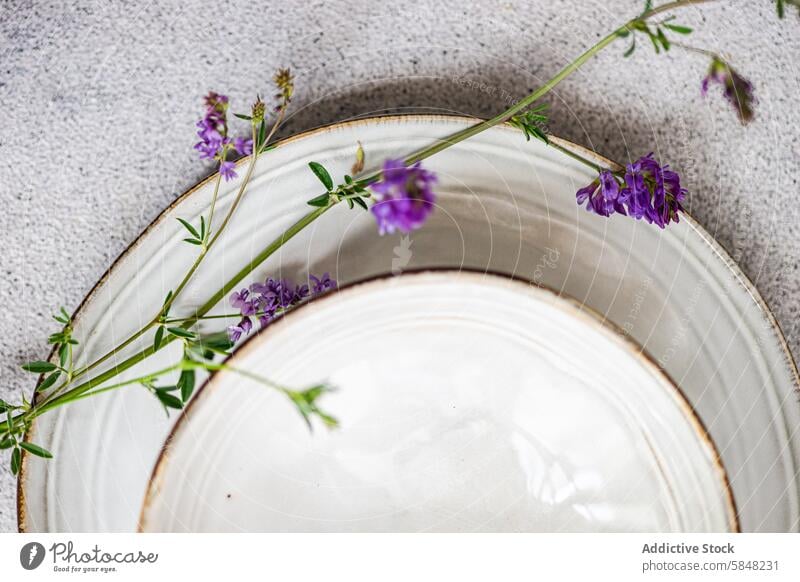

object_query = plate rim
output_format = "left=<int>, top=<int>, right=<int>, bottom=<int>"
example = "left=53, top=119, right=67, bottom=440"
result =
left=138, top=267, right=740, bottom=532
left=18, top=113, right=796, bottom=532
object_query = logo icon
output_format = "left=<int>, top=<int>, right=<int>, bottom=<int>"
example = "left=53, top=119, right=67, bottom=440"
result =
left=391, top=235, right=413, bottom=275
left=20, top=542, right=46, bottom=570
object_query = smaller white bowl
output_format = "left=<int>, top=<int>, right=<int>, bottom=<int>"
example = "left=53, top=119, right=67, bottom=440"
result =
left=140, top=270, right=737, bottom=532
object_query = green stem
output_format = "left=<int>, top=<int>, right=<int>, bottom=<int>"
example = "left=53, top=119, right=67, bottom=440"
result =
left=21, top=0, right=716, bottom=426
left=170, top=144, right=259, bottom=310
left=670, top=41, right=723, bottom=60
left=199, top=361, right=291, bottom=393
left=36, top=205, right=332, bottom=412
left=205, top=161, right=226, bottom=242
left=66, top=112, right=288, bottom=387
left=165, top=308, right=283, bottom=323
left=53, top=126, right=262, bottom=394
left=546, top=140, right=608, bottom=173
left=43, top=365, right=183, bottom=409
left=206, top=125, right=261, bottom=250
left=645, top=0, right=715, bottom=19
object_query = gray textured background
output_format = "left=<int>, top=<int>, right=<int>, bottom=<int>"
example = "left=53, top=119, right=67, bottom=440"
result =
left=0, top=0, right=798, bottom=532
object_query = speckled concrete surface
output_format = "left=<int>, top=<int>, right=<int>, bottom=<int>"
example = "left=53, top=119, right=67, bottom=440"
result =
left=1, top=0, right=798, bottom=531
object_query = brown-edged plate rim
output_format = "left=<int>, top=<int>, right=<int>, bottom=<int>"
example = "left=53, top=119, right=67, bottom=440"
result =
left=20, top=113, right=792, bottom=532
left=138, top=267, right=740, bottom=533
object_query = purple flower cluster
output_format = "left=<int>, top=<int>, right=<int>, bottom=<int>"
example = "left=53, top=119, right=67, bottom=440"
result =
left=194, top=92, right=254, bottom=181
left=701, top=58, right=756, bottom=124
left=370, top=159, right=437, bottom=235
left=227, top=273, right=337, bottom=342
left=576, top=153, right=686, bottom=228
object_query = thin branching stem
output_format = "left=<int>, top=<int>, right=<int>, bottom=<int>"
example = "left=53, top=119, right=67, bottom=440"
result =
left=12, top=0, right=721, bottom=437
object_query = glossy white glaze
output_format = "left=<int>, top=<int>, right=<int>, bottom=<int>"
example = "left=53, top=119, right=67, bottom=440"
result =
left=141, top=272, right=733, bottom=532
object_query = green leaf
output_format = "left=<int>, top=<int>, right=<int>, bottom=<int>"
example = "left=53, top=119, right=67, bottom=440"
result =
left=20, top=441, right=53, bottom=459
left=256, top=120, right=267, bottom=151
left=0, top=399, right=8, bottom=413
left=623, top=38, right=636, bottom=57
left=59, top=343, right=69, bottom=369
left=663, top=23, right=693, bottom=35
left=307, top=193, right=331, bottom=207
left=233, top=113, right=252, bottom=121
left=153, top=326, right=165, bottom=351
left=178, top=369, right=196, bottom=402
left=10, top=447, right=21, bottom=475
left=200, top=216, right=206, bottom=240
left=656, top=27, right=671, bottom=51
left=21, top=361, right=57, bottom=374
left=195, top=332, right=234, bottom=352
left=315, top=410, right=339, bottom=428
left=163, top=290, right=174, bottom=307
left=353, top=196, right=368, bottom=210
left=167, top=327, right=197, bottom=340
left=647, top=30, right=661, bottom=53
left=308, top=162, right=334, bottom=191
left=287, top=384, right=338, bottom=431
left=155, top=389, right=183, bottom=410
left=777, top=0, right=785, bottom=18
left=177, top=218, right=200, bottom=239
left=183, top=238, right=203, bottom=246
left=36, top=371, right=60, bottom=393
left=508, top=109, right=549, bottom=145
left=53, top=307, right=71, bottom=324
left=0, top=437, right=14, bottom=449
left=186, top=341, right=228, bottom=360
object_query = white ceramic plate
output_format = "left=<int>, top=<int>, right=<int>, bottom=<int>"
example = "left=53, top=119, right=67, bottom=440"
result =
left=140, top=271, right=737, bottom=532
left=19, top=115, right=799, bottom=532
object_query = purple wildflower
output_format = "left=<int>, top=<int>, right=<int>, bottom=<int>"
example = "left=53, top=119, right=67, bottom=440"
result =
left=194, top=120, right=223, bottom=160
left=194, top=92, right=254, bottom=181
left=621, top=153, right=686, bottom=228
left=575, top=154, right=686, bottom=229
left=292, top=283, right=311, bottom=303
left=230, top=289, right=257, bottom=316
left=227, top=273, right=338, bottom=342
left=310, top=272, right=337, bottom=294
left=701, top=58, right=756, bottom=124
left=576, top=170, right=626, bottom=217
left=204, top=92, right=229, bottom=110
left=369, top=159, right=437, bottom=235
left=250, top=278, right=294, bottom=308
left=234, top=137, right=253, bottom=156
left=227, top=316, right=252, bottom=343
left=219, top=161, right=237, bottom=181
left=194, top=92, right=230, bottom=160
